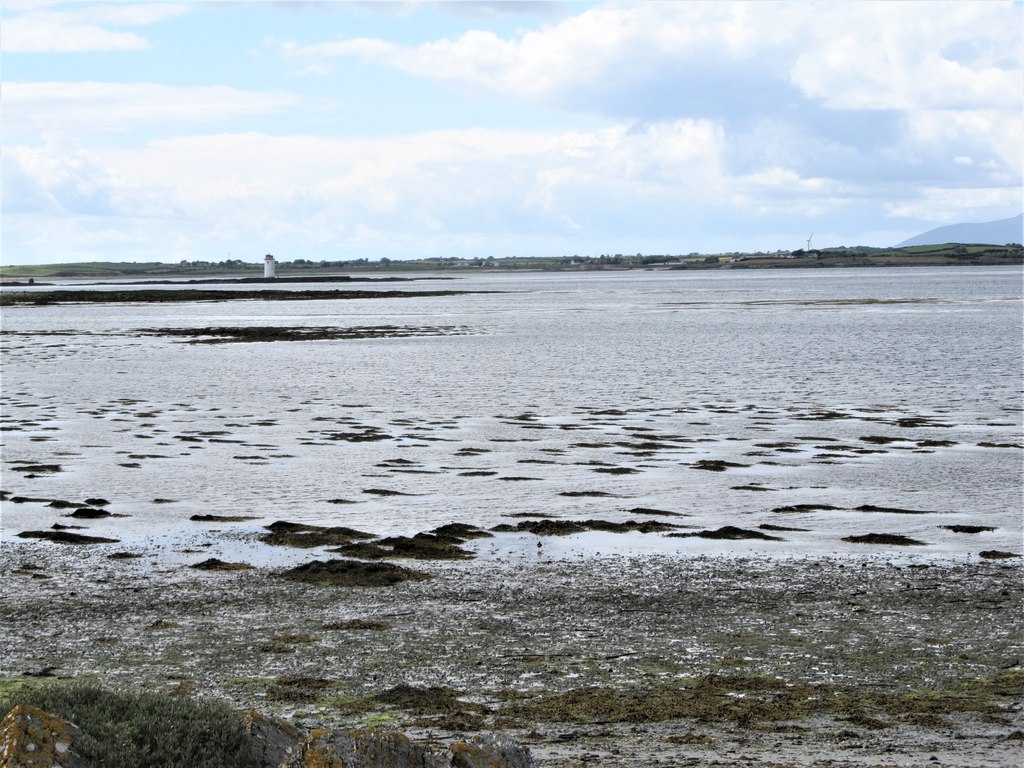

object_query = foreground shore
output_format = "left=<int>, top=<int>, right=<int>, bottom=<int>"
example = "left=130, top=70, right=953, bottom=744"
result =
left=2, top=542, right=1021, bottom=767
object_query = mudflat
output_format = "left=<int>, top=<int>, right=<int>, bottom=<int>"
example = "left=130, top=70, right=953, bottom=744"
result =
left=2, top=542, right=1021, bottom=767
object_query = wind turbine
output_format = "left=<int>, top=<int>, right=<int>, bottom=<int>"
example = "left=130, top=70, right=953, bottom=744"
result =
left=806, top=233, right=814, bottom=251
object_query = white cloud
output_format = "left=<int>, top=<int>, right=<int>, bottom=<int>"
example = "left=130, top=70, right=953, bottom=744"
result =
left=282, top=2, right=1020, bottom=118
left=2, top=82, right=301, bottom=135
left=280, top=3, right=793, bottom=97
left=903, top=109, right=1023, bottom=181
left=790, top=3, right=1022, bottom=111
left=885, top=186, right=1022, bottom=222
left=6, top=110, right=1017, bottom=263
left=281, top=37, right=397, bottom=74
left=1, top=120, right=857, bottom=259
left=1, top=2, right=190, bottom=53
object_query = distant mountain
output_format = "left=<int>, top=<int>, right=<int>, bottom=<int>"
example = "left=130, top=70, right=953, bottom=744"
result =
left=896, top=214, right=1023, bottom=247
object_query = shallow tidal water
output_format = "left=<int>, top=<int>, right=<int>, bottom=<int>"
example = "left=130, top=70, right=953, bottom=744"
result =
left=2, top=266, right=1022, bottom=563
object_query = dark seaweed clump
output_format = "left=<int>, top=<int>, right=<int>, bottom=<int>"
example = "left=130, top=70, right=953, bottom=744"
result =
left=842, top=533, right=927, bottom=546
left=139, top=325, right=468, bottom=344
left=16, top=530, right=119, bottom=545
left=334, top=533, right=474, bottom=561
left=491, top=519, right=678, bottom=536
left=669, top=526, right=783, bottom=541
left=190, top=558, right=253, bottom=572
left=280, top=559, right=430, bottom=587
left=260, top=520, right=375, bottom=548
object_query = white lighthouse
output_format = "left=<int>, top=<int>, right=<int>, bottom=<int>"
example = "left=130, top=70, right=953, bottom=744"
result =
left=263, top=254, right=277, bottom=279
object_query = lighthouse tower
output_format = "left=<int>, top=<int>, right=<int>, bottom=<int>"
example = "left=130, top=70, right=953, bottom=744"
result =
left=263, top=254, right=277, bottom=279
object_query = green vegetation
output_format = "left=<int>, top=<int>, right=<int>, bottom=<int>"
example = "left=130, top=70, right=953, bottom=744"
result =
left=504, top=669, right=1024, bottom=728
left=1, top=680, right=255, bottom=768
left=1, top=242, right=1020, bottom=279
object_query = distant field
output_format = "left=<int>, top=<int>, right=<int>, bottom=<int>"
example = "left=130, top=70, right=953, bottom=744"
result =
left=1, top=243, right=1021, bottom=279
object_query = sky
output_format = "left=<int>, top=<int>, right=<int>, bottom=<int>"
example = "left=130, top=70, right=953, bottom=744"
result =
left=1, top=0, right=1021, bottom=265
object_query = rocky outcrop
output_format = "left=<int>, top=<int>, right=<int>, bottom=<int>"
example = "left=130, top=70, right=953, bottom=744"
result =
left=449, top=735, right=534, bottom=768
left=285, top=728, right=445, bottom=768
left=280, top=559, right=430, bottom=587
left=0, top=704, right=89, bottom=768
left=190, top=558, right=254, bottom=571
left=15, top=531, right=119, bottom=545
left=0, top=708, right=533, bottom=768
left=282, top=728, right=534, bottom=768
left=242, top=710, right=303, bottom=768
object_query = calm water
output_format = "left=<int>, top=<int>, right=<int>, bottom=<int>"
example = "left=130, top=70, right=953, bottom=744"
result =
left=2, top=266, right=1022, bottom=561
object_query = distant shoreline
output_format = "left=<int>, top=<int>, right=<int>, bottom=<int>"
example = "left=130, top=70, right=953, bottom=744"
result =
left=1, top=242, right=1021, bottom=281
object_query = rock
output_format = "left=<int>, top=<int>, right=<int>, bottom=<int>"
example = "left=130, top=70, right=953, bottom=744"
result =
left=83, top=498, right=109, bottom=507
left=241, top=710, right=303, bottom=768
left=842, top=533, right=927, bottom=546
left=16, top=531, right=119, bottom=545
left=430, top=523, right=493, bottom=540
left=67, top=508, right=111, bottom=519
left=759, top=523, right=809, bottom=532
left=669, top=526, right=784, bottom=541
left=690, top=459, right=748, bottom=472
left=285, top=727, right=447, bottom=768
left=491, top=520, right=589, bottom=536
left=322, top=619, right=391, bottom=631
left=261, top=521, right=376, bottom=548
left=280, top=559, right=430, bottom=587
left=190, top=558, right=253, bottom=571
left=450, top=734, right=535, bottom=768
left=979, top=550, right=1021, bottom=559
left=627, top=507, right=685, bottom=517
left=334, top=534, right=474, bottom=561
left=283, top=728, right=534, bottom=768
left=10, top=464, right=63, bottom=474
left=772, top=504, right=842, bottom=513
left=491, top=519, right=677, bottom=537
left=373, top=685, right=482, bottom=715
left=855, top=504, right=934, bottom=515
left=0, top=703, right=90, bottom=768
left=190, top=514, right=261, bottom=523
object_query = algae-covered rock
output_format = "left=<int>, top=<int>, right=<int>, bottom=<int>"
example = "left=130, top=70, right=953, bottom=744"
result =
left=284, top=726, right=533, bottom=768
left=0, top=703, right=90, bottom=768
left=450, top=734, right=535, bottom=768
left=190, top=558, right=254, bottom=572
left=261, top=521, right=376, bottom=548
left=66, top=508, right=111, bottom=519
left=280, top=559, right=430, bottom=587
left=16, top=530, right=119, bottom=545
left=430, top=523, right=493, bottom=541
left=285, top=727, right=447, bottom=768
left=842, top=533, right=928, bottom=546
left=241, top=710, right=302, bottom=768
left=373, top=685, right=483, bottom=715
left=334, top=534, right=473, bottom=561
left=669, top=526, right=784, bottom=541
left=492, top=519, right=677, bottom=537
